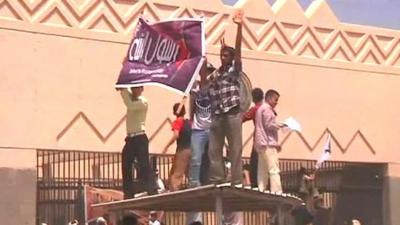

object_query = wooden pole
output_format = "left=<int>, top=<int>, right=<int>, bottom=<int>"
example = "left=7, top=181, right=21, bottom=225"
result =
left=215, top=193, right=223, bottom=225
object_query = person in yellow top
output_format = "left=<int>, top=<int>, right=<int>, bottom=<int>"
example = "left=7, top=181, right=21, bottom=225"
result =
left=119, top=86, right=157, bottom=199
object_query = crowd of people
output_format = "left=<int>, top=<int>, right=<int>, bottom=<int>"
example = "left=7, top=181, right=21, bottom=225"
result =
left=63, top=215, right=364, bottom=225
left=116, top=10, right=294, bottom=225
left=114, top=10, right=293, bottom=225
left=48, top=9, right=365, bottom=225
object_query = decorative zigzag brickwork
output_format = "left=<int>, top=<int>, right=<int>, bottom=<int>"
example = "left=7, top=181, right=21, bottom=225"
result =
left=1, top=0, right=393, bottom=156
left=57, top=112, right=375, bottom=154
left=1, top=0, right=400, bottom=69
left=56, top=112, right=172, bottom=143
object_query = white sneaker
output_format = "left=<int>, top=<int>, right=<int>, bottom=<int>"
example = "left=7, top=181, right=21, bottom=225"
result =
left=134, top=191, right=148, bottom=198
left=216, top=182, right=231, bottom=187
left=234, top=184, right=243, bottom=188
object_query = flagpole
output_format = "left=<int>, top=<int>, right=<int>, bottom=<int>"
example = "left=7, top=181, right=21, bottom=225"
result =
left=176, top=96, right=187, bottom=115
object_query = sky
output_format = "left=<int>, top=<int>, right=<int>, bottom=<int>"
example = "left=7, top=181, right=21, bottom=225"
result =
left=223, top=0, right=400, bottom=30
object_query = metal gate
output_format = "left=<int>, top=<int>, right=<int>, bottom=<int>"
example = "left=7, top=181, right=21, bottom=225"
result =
left=36, top=149, right=384, bottom=225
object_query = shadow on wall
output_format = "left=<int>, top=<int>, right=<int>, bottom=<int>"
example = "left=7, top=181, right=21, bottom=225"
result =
left=0, top=168, right=36, bottom=225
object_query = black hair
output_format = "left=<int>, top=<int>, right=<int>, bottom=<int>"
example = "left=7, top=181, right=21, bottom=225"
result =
left=121, top=214, right=138, bottom=225
left=251, top=88, right=264, bottom=103
left=173, top=103, right=186, bottom=117
left=221, top=46, right=235, bottom=57
left=243, top=163, right=251, bottom=171
left=299, top=167, right=307, bottom=175
left=206, top=63, right=216, bottom=74
left=265, top=89, right=280, bottom=100
left=189, top=221, right=203, bottom=225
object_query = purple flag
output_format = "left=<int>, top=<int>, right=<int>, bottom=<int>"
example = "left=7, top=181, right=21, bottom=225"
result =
left=116, top=18, right=205, bottom=95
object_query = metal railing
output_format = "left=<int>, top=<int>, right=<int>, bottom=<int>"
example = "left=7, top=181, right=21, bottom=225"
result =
left=36, top=148, right=382, bottom=225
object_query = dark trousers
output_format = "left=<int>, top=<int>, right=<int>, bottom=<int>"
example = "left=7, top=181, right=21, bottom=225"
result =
left=208, top=113, right=243, bottom=184
left=249, top=148, right=258, bottom=188
left=122, top=134, right=156, bottom=199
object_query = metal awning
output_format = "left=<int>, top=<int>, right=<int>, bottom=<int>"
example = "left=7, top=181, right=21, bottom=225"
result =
left=93, top=184, right=302, bottom=225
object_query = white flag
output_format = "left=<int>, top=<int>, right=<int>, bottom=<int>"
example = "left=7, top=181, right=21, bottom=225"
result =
left=315, top=134, right=331, bottom=169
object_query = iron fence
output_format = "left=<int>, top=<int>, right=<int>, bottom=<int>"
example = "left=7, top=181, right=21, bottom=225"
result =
left=36, top=149, right=383, bottom=225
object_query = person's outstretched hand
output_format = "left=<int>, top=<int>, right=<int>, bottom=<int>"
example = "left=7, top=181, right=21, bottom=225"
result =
left=220, top=37, right=226, bottom=49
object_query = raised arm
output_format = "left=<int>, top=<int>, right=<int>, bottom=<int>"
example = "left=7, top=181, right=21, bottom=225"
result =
left=120, top=89, right=147, bottom=110
left=233, top=10, right=243, bottom=69
left=199, top=58, right=208, bottom=87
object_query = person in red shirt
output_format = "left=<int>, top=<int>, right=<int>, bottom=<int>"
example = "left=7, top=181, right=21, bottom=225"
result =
left=242, top=88, right=264, bottom=123
left=162, top=103, right=192, bottom=191
left=242, top=88, right=264, bottom=188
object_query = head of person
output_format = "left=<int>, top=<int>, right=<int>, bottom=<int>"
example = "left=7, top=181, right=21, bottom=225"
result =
left=96, top=217, right=107, bottom=225
left=189, top=221, right=203, bottom=225
left=121, top=214, right=138, bottom=225
left=130, top=86, right=144, bottom=98
left=220, top=46, right=235, bottom=67
left=251, top=88, right=264, bottom=104
left=265, top=89, right=280, bottom=109
left=150, top=211, right=159, bottom=221
left=173, top=103, right=186, bottom=117
left=68, top=219, right=79, bottom=225
left=242, top=163, right=250, bottom=172
left=299, top=166, right=307, bottom=175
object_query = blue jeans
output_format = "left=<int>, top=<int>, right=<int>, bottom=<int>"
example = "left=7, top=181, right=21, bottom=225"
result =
left=188, top=129, right=209, bottom=187
left=187, top=129, right=209, bottom=225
